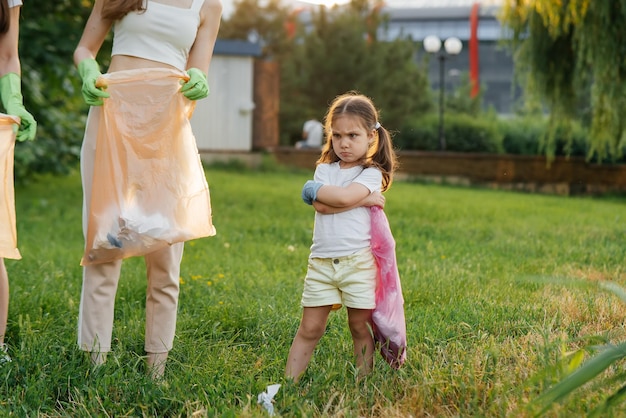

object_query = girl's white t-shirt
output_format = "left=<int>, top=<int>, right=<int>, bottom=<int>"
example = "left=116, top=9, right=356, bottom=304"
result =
left=8, top=0, right=23, bottom=7
left=310, top=162, right=382, bottom=258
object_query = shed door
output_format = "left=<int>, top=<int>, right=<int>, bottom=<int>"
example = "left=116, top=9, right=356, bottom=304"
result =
left=190, top=56, right=255, bottom=151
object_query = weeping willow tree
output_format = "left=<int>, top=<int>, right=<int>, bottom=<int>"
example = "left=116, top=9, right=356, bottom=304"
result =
left=501, top=1, right=626, bottom=162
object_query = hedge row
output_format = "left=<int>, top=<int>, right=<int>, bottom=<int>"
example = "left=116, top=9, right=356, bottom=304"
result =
left=394, top=113, right=589, bottom=158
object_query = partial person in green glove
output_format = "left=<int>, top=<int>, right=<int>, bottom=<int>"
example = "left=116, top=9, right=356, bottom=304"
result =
left=0, top=0, right=37, bottom=366
left=0, top=0, right=36, bottom=142
left=74, top=0, right=221, bottom=380
left=0, top=73, right=36, bottom=142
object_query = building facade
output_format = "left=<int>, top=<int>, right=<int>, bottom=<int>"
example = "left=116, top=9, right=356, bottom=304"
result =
left=380, top=3, right=520, bottom=115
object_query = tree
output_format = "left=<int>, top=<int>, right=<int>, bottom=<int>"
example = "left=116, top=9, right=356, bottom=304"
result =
left=500, top=1, right=625, bottom=162
left=445, top=74, right=484, bottom=117
left=222, top=0, right=432, bottom=144
left=218, top=0, right=292, bottom=59
left=288, top=0, right=432, bottom=141
left=15, top=0, right=99, bottom=180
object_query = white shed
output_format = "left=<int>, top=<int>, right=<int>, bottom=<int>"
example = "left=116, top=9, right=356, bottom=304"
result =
left=190, top=40, right=262, bottom=152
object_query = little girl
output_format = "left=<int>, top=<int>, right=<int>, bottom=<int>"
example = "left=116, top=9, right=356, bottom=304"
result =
left=286, top=92, right=398, bottom=381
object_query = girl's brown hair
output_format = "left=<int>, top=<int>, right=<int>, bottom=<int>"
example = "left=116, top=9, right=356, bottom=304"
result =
left=101, top=0, right=146, bottom=21
left=317, top=91, right=398, bottom=192
left=1, top=0, right=10, bottom=34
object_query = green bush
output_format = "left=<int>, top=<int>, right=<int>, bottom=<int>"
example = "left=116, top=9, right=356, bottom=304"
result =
left=396, top=113, right=503, bottom=153
left=548, top=119, right=589, bottom=158
left=499, top=117, right=544, bottom=155
left=499, top=116, right=587, bottom=157
left=14, top=2, right=99, bottom=182
left=498, top=116, right=589, bottom=158
left=395, top=113, right=591, bottom=158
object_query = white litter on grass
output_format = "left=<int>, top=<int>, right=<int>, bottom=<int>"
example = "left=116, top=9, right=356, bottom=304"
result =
left=95, top=205, right=179, bottom=250
left=257, top=384, right=281, bottom=416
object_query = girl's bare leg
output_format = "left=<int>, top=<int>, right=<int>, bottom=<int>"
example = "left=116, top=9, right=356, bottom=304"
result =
left=0, top=259, right=8, bottom=346
left=347, top=308, right=374, bottom=378
left=285, top=306, right=332, bottom=382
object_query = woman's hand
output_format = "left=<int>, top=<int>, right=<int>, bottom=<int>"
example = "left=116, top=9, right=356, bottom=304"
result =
left=77, top=58, right=109, bottom=106
left=181, top=68, right=209, bottom=100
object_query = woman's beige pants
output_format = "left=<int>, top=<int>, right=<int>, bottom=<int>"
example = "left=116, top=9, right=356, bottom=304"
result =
left=77, top=107, right=183, bottom=354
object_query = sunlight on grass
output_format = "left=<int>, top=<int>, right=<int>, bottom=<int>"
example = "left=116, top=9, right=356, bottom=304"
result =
left=1, top=163, right=626, bottom=416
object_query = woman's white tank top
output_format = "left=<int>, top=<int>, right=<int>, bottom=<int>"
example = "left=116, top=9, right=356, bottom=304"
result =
left=111, top=0, right=205, bottom=71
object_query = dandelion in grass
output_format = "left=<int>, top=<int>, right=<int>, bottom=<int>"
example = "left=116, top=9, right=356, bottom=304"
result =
left=206, top=280, right=212, bottom=286
left=191, top=274, right=202, bottom=281
left=441, top=255, right=446, bottom=259
left=179, top=277, right=185, bottom=285
left=217, top=273, right=224, bottom=279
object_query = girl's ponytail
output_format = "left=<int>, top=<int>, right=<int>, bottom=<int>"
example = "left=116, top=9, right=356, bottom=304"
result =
left=372, top=124, right=398, bottom=192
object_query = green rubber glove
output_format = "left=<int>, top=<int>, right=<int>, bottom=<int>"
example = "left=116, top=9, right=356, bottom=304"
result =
left=180, top=68, right=209, bottom=100
left=0, top=72, right=37, bottom=141
left=77, top=58, right=109, bottom=106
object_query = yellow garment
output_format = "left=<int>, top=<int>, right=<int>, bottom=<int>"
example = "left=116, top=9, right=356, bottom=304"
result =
left=81, top=68, right=216, bottom=266
left=0, top=113, right=21, bottom=259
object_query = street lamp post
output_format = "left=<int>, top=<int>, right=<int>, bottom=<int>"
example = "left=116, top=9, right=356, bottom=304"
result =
left=423, top=35, right=463, bottom=151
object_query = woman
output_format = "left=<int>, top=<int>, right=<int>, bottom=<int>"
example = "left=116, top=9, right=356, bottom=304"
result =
left=0, top=0, right=37, bottom=365
left=74, top=0, right=221, bottom=379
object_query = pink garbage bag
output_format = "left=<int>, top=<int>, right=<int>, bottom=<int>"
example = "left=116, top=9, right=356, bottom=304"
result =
left=0, top=113, right=21, bottom=260
left=370, top=205, right=407, bottom=368
left=81, top=68, right=216, bottom=266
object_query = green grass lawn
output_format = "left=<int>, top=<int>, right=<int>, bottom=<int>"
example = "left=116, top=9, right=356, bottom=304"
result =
left=2, top=159, right=626, bottom=417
